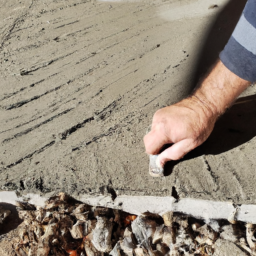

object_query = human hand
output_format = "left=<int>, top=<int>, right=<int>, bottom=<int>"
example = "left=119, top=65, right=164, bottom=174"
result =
left=143, top=97, right=218, bottom=167
left=144, top=61, right=250, bottom=169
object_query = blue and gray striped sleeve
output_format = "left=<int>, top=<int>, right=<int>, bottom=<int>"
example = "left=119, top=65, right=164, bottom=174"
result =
left=220, top=0, right=256, bottom=82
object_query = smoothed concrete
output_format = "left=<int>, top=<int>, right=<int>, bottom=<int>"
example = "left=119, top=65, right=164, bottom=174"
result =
left=1, top=0, right=256, bottom=206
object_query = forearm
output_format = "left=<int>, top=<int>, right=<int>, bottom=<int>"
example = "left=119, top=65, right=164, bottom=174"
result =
left=186, top=60, right=250, bottom=122
left=144, top=61, right=250, bottom=168
left=144, top=0, right=256, bottom=168
left=193, top=0, right=256, bottom=118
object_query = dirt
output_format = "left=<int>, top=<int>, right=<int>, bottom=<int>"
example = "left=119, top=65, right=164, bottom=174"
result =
left=0, top=203, right=22, bottom=256
left=1, top=0, right=256, bottom=205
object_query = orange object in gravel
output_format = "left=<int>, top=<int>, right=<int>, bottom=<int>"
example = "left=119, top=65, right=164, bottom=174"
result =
left=124, top=215, right=137, bottom=226
left=67, top=250, right=78, bottom=256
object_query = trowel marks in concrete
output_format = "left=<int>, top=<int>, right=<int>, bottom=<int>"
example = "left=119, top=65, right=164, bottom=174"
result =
left=1, top=0, right=256, bottom=205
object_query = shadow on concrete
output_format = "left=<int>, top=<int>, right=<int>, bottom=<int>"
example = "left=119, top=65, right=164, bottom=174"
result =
left=0, top=203, right=22, bottom=236
left=165, top=94, right=256, bottom=176
left=189, top=0, right=247, bottom=91
left=192, top=95, right=256, bottom=156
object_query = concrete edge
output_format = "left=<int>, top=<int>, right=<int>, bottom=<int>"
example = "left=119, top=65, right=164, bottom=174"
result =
left=1, top=191, right=256, bottom=223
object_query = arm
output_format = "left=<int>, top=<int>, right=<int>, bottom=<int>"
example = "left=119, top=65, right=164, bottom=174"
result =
left=144, top=60, right=250, bottom=167
left=144, top=0, right=256, bottom=167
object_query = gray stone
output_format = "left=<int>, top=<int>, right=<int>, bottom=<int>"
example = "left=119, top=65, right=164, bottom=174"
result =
left=213, top=239, right=248, bottom=256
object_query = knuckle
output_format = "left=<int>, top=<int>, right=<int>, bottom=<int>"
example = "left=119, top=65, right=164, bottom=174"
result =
left=153, top=109, right=163, bottom=121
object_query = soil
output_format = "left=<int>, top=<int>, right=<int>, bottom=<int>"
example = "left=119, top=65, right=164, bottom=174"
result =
left=1, top=0, right=256, bottom=206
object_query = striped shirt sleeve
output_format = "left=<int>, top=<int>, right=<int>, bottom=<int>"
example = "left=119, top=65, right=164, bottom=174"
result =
left=220, top=0, right=256, bottom=82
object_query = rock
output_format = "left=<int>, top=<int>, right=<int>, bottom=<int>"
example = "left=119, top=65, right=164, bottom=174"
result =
left=213, top=239, right=247, bottom=256
left=131, top=216, right=156, bottom=244
left=69, top=220, right=84, bottom=239
left=0, top=206, right=11, bottom=226
left=220, top=225, right=237, bottom=243
left=109, top=242, right=122, bottom=256
left=91, top=216, right=113, bottom=253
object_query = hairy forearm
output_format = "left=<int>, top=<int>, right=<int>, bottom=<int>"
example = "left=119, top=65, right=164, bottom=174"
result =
left=145, top=0, right=256, bottom=170
left=189, top=60, right=250, bottom=121
left=144, top=60, right=251, bottom=167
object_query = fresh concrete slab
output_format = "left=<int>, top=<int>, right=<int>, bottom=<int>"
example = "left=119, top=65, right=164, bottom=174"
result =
left=1, top=0, right=256, bottom=208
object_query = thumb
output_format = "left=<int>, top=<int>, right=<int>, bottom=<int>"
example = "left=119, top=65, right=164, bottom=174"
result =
left=157, top=138, right=196, bottom=167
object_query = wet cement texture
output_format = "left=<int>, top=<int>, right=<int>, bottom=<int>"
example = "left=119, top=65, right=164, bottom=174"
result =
left=1, top=0, right=256, bottom=204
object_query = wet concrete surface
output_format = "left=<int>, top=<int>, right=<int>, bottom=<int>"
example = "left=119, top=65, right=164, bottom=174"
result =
left=1, top=0, right=256, bottom=205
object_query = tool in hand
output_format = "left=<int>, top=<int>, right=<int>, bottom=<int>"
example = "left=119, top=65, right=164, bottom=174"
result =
left=146, top=126, right=170, bottom=177
left=149, top=154, right=164, bottom=177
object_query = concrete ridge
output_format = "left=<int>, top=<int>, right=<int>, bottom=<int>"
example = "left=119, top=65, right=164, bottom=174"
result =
left=1, top=191, right=256, bottom=224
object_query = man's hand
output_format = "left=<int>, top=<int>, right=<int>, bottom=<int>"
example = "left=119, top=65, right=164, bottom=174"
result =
left=144, top=97, right=217, bottom=167
left=144, top=60, right=250, bottom=167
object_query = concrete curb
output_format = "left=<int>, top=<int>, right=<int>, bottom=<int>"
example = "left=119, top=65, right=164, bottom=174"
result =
left=1, top=191, right=256, bottom=224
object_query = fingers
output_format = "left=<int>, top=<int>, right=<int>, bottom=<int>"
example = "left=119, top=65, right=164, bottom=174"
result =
left=144, top=128, right=171, bottom=155
left=157, top=138, right=196, bottom=167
